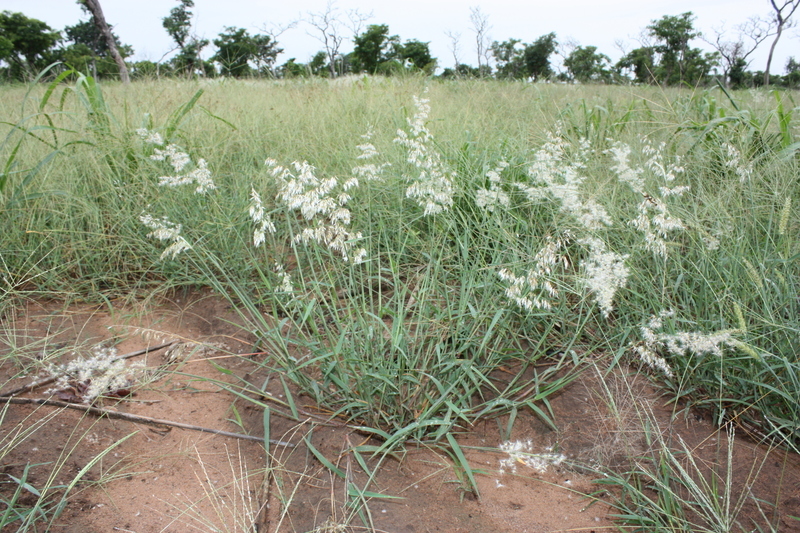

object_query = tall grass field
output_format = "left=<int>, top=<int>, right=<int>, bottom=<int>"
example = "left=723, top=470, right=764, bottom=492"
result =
left=1, top=73, right=799, bottom=531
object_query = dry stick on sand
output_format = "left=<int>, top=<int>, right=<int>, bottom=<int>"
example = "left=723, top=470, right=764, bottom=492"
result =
left=0, top=341, right=177, bottom=398
left=0, top=396, right=295, bottom=447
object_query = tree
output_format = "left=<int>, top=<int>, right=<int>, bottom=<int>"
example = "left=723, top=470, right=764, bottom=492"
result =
left=308, top=50, right=329, bottom=76
left=306, top=1, right=371, bottom=77
left=63, top=5, right=133, bottom=79
left=211, top=27, right=278, bottom=77
left=616, top=47, right=654, bottom=83
left=764, top=0, right=800, bottom=85
left=705, top=17, right=774, bottom=88
left=0, top=11, right=61, bottom=80
left=524, top=32, right=557, bottom=81
left=79, top=0, right=129, bottom=84
left=564, top=45, right=612, bottom=83
left=647, top=12, right=700, bottom=85
left=0, top=35, right=13, bottom=64
left=351, top=26, right=433, bottom=75
left=162, top=0, right=208, bottom=76
left=444, top=30, right=461, bottom=74
left=622, top=13, right=716, bottom=86
left=397, top=39, right=434, bottom=72
left=251, top=34, right=282, bottom=76
left=280, top=57, right=308, bottom=78
left=130, top=59, right=158, bottom=79
left=491, top=38, right=525, bottom=79
left=440, top=63, right=480, bottom=78
left=786, top=56, right=800, bottom=86
left=469, top=6, right=492, bottom=76
left=163, top=0, right=192, bottom=48
left=728, top=57, right=749, bottom=88
left=351, top=24, right=396, bottom=73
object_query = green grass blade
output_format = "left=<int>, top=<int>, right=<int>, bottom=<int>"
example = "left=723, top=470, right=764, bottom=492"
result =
left=165, top=88, right=204, bottom=140
left=445, top=433, right=480, bottom=500
left=304, top=434, right=345, bottom=479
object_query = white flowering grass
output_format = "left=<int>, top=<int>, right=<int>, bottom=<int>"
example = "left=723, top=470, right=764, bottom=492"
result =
left=45, top=345, right=140, bottom=403
left=722, top=142, right=753, bottom=183
left=394, top=90, right=455, bottom=216
left=267, top=158, right=366, bottom=264
left=517, top=128, right=612, bottom=231
left=498, top=235, right=568, bottom=312
left=578, top=237, right=630, bottom=318
left=137, top=128, right=217, bottom=195
left=352, top=127, right=390, bottom=182
left=500, top=128, right=634, bottom=318
left=475, top=161, right=511, bottom=212
left=498, top=439, right=566, bottom=475
left=139, top=214, right=192, bottom=260
left=249, top=188, right=276, bottom=248
left=620, top=140, right=688, bottom=258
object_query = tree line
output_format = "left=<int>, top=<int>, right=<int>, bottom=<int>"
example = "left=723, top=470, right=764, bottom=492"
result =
left=1, top=0, right=799, bottom=88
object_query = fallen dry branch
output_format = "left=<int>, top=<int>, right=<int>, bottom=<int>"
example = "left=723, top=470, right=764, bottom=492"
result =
left=0, top=396, right=295, bottom=447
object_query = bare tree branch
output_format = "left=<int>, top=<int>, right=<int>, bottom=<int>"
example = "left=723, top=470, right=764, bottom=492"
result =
left=704, top=16, right=775, bottom=86
left=258, top=20, right=299, bottom=42
left=345, top=8, right=373, bottom=38
left=558, top=36, right=580, bottom=59
left=445, top=30, right=462, bottom=71
left=305, top=0, right=371, bottom=77
left=469, top=6, right=492, bottom=76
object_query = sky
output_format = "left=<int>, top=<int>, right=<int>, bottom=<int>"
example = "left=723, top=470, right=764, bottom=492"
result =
left=5, top=0, right=799, bottom=75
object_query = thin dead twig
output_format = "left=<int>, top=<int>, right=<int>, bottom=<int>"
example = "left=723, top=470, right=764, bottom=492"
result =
left=0, top=396, right=295, bottom=447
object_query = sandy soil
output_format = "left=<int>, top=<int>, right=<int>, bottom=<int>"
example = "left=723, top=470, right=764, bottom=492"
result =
left=1, top=291, right=798, bottom=533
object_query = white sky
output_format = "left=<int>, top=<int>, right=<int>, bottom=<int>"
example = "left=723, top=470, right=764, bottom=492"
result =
left=5, top=0, right=798, bottom=74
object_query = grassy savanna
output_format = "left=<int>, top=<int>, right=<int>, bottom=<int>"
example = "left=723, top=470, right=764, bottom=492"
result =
left=1, top=74, right=799, bottom=531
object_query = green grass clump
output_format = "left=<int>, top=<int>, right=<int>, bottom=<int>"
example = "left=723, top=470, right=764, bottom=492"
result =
left=1, top=73, right=799, bottom=523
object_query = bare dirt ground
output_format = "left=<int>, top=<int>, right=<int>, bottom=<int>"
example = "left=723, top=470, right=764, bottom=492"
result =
left=1, top=291, right=799, bottom=533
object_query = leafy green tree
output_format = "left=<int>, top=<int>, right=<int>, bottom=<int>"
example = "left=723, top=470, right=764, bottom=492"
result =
left=351, top=24, right=397, bottom=73
left=648, top=12, right=696, bottom=84
left=309, top=50, right=329, bottom=76
left=0, top=35, right=13, bottom=62
left=163, top=0, right=192, bottom=48
left=728, top=57, right=749, bottom=88
left=785, top=56, right=800, bottom=87
left=440, top=63, right=480, bottom=78
left=617, top=46, right=656, bottom=83
left=130, top=59, right=158, bottom=79
left=396, top=39, right=434, bottom=72
left=176, top=38, right=210, bottom=75
left=351, top=25, right=434, bottom=75
left=646, top=12, right=716, bottom=85
left=212, top=27, right=253, bottom=77
left=210, top=27, right=280, bottom=77
left=163, top=0, right=208, bottom=76
left=524, top=32, right=557, bottom=81
left=280, top=57, right=308, bottom=78
left=491, top=38, right=526, bottom=79
left=251, top=33, right=282, bottom=76
left=0, top=11, right=61, bottom=80
left=564, top=45, right=612, bottom=83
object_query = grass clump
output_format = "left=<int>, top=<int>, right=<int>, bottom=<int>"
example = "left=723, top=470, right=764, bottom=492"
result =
left=1, top=74, right=799, bottom=528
